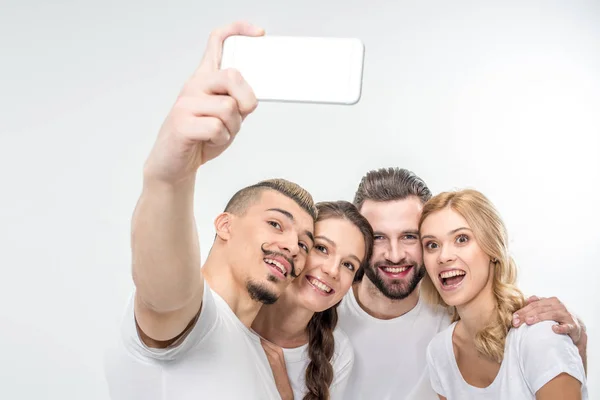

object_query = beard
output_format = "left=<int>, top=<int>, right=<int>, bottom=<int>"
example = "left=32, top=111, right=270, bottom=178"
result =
left=246, top=280, right=278, bottom=305
left=363, top=258, right=426, bottom=300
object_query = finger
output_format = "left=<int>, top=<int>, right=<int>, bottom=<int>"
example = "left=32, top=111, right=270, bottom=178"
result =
left=195, top=69, right=258, bottom=119
left=523, top=310, right=572, bottom=325
left=514, top=296, right=560, bottom=320
left=177, top=95, right=242, bottom=138
left=521, top=305, right=555, bottom=323
left=513, top=301, right=543, bottom=325
left=552, top=323, right=574, bottom=335
left=175, top=116, right=231, bottom=146
left=525, top=295, right=540, bottom=305
left=198, top=21, right=265, bottom=74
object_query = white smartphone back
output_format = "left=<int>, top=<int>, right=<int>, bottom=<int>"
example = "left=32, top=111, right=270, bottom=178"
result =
left=220, top=35, right=365, bottom=105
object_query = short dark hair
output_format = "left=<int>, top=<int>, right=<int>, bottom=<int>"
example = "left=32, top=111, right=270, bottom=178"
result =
left=225, top=178, right=318, bottom=221
left=353, top=167, right=432, bottom=210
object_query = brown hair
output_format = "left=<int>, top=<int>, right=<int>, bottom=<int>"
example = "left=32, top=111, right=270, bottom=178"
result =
left=419, top=189, right=525, bottom=363
left=353, top=167, right=432, bottom=210
left=303, top=201, right=373, bottom=400
left=352, top=167, right=431, bottom=281
left=225, top=178, right=318, bottom=221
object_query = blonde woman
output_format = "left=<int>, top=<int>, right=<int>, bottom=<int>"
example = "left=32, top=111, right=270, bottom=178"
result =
left=419, top=189, right=587, bottom=399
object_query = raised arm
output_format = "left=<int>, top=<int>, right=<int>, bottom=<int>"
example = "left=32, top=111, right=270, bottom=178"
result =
left=131, top=21, right=263, bottom=346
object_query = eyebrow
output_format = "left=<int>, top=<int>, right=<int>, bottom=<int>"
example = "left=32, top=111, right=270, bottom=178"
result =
left=267, top=208, right=314, bottom=244
left=421, top=227, right=472, bottom=240
left=373, top=230, right=420, bottom=237
left=315, top=235, right=361, bottom=263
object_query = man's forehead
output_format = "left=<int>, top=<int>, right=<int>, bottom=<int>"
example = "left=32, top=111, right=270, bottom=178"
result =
left=252, top=190, right=314, bottom=228
left=360, top=198, right=423, bottom=228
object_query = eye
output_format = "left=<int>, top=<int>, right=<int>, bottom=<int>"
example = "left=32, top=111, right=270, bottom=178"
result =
left=403, top=234, right=418, bottom=240
left=342, top=261, right=355, bottom=271
left=456, top=234, right=469, bottom=244
left=314, top=244, right=328, bottom=254
left=299, top=242, right=309, bottom=253
left=424, top=241, right=438, bottom=250
left=374, top=235, right=385, bottom=241
left=268, top=221, right=282, bottom=230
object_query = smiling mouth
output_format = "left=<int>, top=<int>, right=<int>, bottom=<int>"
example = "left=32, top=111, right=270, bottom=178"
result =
left=306, top=276, right=334, bottom=296
left=265, top=258, right=287, bottom=278
left=378, top=264, right=413, bottom=278
left=438, top=269, right=466, bottom=288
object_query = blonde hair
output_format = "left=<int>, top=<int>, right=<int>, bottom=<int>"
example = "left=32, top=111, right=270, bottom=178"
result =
left=419, top=189, right=525, bottom=363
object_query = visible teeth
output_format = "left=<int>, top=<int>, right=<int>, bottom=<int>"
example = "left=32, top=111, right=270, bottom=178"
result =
left=266, top=259, right=286, bottom=275
left=309, top=278, right=332, bottom=293
left=440, top=270, right=466, bottom=279
left=382, top=266, right=409, bottom=273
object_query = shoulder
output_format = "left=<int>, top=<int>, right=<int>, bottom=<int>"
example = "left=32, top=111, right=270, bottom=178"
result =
left=418, top=298, right=453, bottom=328
left=509, top=321, right=587, bottom=394
left=511, top=320, right=570, bottom=349
left=119, top=280, right=220, bottom=362
left=332, top=327, right=354, bottom=367
left=427, top=321, right=454, bottom=358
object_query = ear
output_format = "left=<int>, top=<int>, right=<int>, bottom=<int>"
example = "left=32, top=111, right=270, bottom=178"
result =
left=214, top=212, right=234, bottom=241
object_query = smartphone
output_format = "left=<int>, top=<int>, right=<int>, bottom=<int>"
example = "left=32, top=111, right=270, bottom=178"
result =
left=220, top=35, right=365, bottom=105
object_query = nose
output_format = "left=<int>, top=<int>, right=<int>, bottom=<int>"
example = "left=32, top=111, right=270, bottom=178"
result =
left=385, top=242, right=407, bottom=264
left=437, top=244, right=456, bottom=265
left=320, top=258, right=340, bottom=280
left=279, top=232, right=300, bottom=257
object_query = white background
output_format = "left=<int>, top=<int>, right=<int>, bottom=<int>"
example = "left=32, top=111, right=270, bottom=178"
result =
left=1, top=0, right=598, bottom=398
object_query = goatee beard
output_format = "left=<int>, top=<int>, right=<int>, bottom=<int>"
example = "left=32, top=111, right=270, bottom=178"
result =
left=364, top=261, right=426, bottom=300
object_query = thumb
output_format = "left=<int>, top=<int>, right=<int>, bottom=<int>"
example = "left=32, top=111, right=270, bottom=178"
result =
left=198, top=21, right=265, bottom=74
left=552, top=323, right=573, bottom=335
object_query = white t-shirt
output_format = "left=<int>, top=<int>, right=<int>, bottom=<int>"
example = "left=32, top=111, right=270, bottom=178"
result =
left=104, top=280, right=281, bottom=400
left=337, top=288, right=451, bottom=400
left=281, top=327, right=354, bottom=400
left=426, top=320, right=588, bottom=399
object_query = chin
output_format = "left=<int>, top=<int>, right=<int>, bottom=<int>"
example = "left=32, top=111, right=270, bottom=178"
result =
left=299, top=287, right=337, bottom=313
left=439, top=289, right=474, bottom=308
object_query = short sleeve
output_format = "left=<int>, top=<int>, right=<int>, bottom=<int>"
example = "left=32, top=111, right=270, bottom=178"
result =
left=519, top=321, right=586, bottom=394
left=120, top=279, right=219, bottom=362
left=329, top=329, right=355, bottom=400
left=426, top=341, right=446, bottom=397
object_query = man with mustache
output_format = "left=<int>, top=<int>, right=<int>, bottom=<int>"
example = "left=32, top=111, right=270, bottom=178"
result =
left=104, top=21, right=316, bottom=399
left=337, top=167, right=588, bottom=399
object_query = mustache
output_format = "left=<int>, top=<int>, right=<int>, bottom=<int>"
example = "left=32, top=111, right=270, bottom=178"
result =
left=261, top=243, right=297, bottom=278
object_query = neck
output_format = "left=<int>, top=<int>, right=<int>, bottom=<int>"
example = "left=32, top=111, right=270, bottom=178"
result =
left=354, top=276, right=420, bottom=320
left=252, top=289, right=314, bottom=348
left=201, top=250, right=263, bottom=328
left=456, top=279, right=497, bottom=339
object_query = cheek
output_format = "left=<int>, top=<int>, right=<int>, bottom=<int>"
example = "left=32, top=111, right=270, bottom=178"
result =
left=465, top=257, right=491, bottom=286
left=295, top=256, right=308, bottom=275
left=422, top=251, right=436, bottom=271
left=408, top=243, right=423, bottom=262
left=372, top=245, right=385, bottom=260
left=340, top=270, right=355, bottom=291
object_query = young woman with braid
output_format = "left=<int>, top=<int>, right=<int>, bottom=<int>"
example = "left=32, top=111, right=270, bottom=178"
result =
left=252, top=200, right=374, bottom=400
left=419, top=189, right=588, bottom=399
